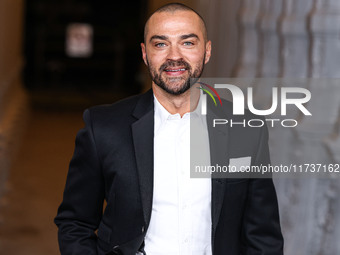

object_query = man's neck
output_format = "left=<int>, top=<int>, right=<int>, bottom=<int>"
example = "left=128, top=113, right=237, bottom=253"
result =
left=152, top=83, right=200, bottom=117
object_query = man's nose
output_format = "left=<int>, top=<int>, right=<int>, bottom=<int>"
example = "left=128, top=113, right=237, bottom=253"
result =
left=167, top=45, right=182, bottom=60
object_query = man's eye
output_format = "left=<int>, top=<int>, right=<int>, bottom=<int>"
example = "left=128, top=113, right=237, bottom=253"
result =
left=183, top=41, right=194, bottom=46
left=155, top=43, right=166, bottom=47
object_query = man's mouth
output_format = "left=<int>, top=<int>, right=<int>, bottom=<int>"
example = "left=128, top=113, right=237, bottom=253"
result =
left=164, top=68, right=187, bottom=76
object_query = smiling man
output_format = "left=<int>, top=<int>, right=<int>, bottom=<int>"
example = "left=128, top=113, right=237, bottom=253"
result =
left=55, top=3, right=283, bottom=255
left=141, top=7, right=210, bottom=100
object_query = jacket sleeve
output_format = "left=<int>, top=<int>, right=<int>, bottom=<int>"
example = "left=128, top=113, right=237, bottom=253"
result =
left=241, top=124, right=284, bottom=254
left=54, top=109, right=105, bottom=255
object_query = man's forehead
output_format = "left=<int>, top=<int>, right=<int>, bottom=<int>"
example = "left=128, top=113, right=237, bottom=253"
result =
left=145, top=10, right=205, bottom=40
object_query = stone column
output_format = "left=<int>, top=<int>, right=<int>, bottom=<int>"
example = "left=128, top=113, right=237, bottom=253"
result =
left=279, top=0, right=314, bottom=78
left=309, top=0, right=340, bottom=78
left=258, top=0, right=283, bottom=77
left=233, top=0, right=262, bottom=77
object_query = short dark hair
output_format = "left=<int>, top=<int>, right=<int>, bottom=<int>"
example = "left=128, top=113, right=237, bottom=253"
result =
left=144, top=3, right=208, bottom=42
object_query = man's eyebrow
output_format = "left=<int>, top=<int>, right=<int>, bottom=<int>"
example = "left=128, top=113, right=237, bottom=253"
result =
left=180, top=33, right=199, bottom=40
left=149, top=35, right=169, bottom=42
left=149, top=34, right=200, bottom=43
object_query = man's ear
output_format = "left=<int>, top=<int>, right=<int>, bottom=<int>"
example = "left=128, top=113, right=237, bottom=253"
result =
left=141, top=43, right=148, bottom=66
left=204, top=40, right=212, bottom=64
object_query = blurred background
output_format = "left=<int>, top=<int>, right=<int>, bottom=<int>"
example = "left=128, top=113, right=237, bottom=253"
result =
left=0, top=0, right=339, bottom=254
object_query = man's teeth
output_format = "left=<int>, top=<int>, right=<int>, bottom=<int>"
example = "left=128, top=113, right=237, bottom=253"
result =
left=166, top=68, right=186, bottom=72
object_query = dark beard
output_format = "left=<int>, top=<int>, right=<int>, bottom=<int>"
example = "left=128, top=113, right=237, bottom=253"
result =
left=147, top=57, right=205, bottom=95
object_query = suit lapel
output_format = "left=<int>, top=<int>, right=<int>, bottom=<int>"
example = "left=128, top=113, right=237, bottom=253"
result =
left=207, top=101, right=229, bottom=234
left=131, top=90, right=154, bottom=229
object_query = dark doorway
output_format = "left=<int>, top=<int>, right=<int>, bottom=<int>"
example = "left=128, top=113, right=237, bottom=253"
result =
left=23, top=0, right=147, bottom=106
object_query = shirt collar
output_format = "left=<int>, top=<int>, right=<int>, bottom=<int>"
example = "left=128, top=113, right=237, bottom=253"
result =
left=153, top=91, right=204, bottom=123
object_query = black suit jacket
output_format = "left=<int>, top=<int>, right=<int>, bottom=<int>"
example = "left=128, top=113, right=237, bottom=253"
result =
left=55, top=89, right=284, bottom=255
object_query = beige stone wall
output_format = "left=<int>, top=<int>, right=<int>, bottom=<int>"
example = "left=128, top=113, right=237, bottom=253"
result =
left=0, top=0, right=28, bottom=199
left=195, top=0, right=340, bottom=254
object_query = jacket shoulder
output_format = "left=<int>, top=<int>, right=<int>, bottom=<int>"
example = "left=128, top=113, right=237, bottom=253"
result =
left=89, top=94, right=141, bottom=117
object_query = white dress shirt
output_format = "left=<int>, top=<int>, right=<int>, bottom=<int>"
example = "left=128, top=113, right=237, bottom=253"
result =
left=144, top=95, right=212, bottom=255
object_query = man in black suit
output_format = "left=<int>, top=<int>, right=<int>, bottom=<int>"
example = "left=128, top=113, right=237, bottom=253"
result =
left=55, top=3, right=284, bottom=255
